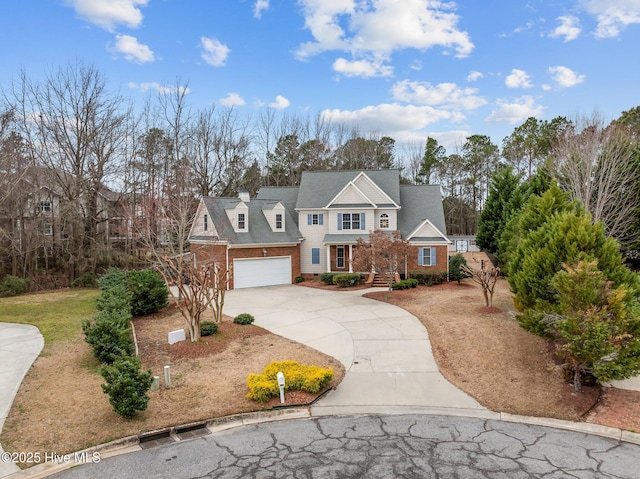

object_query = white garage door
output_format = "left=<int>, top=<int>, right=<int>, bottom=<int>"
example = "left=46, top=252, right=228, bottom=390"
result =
left=233, top=256, right=292, bottom=289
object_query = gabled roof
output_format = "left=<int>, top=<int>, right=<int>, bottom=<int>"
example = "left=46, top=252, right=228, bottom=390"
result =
left=191, top=197, right=302, bottom=246
left=397, top=185, right=448, bottom=238
left=295, top=169, right=401, bottom=209
left=257, top=187, right=300, bottom=225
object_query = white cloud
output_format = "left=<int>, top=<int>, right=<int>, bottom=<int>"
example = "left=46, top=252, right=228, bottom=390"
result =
left=254, top=0, right=269, bottom=18
left=219, top=93, right=246, bottom=107
left=65, top=0, right=148, bottom=31
left=269, top=95, right=290, bottom=110
left=410, top=60, right=423, bottom=71
left=110, top=34, right=154, bottom=63
left=332, top=57, right=393, bottom=78
left=128, top=82, right=190, bottom=95
left=391, top=80, right=486, bottom=110
left=579, top=0, right=640, bottom=37
left=505, top=69, right=532, bottom=89
left=467, top=70, right=483, bottom=82
left=486, top=96, right=545, bottom=124
left=200, top=37, right=230, bottom=67
left=321, top=103, right=462, bottom=139
left=295, top=0, right=474, bottom=73
left=549, top=15, right=581, bottom=41
left=547, top=66, right=586, bottom=88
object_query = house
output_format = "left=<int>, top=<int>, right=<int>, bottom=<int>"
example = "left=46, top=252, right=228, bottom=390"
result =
left=189, top=169, right=450, bottom=289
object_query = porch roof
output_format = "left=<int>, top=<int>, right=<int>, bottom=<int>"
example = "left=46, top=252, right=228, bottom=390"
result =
left=322, top=233, right=370, bottom=245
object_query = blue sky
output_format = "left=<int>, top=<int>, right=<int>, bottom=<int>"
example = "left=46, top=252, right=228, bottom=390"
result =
left=1, top=0, right=639, bottom=151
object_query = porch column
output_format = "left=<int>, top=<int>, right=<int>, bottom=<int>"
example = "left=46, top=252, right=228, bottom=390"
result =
left=348, top=244, right=353, bottom=272
left=326, top=245, right=331, bottom=272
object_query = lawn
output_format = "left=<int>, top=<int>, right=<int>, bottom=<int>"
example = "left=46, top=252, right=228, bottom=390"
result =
left=0, top=289, right=100, bottom=344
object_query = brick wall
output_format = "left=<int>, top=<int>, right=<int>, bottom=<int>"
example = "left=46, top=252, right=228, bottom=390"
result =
left=406, top=245, right=448, bottom=274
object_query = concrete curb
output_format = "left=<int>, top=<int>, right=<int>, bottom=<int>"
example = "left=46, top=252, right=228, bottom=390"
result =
left=7, top=407, right=640, bottom=479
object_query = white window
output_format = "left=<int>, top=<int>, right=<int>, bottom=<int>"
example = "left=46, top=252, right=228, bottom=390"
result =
left=308, top=213, right=324, bottom=225
left=275, top=213, right=283, bottom=229
left=340, top=213, right=364, bottom=230
left=40, top=201, right=52, bottom=213
left=336, top=246, right=345, bottom=268
left=380, top=213, right=389, bottom=229
left=418, top=247, right=437, bottom=266
left=238, top=213, right=246, bottom=230
left=42, top=223, right=53, bottom=236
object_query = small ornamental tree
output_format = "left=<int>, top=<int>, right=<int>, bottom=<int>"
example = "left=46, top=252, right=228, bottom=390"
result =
left=550, top=261, right=640, bottom=392
left=351, top=229, right=409, bottom=292
left=157, top=255, right=229, bottom=342
left=448, top=253, right=472, bottom=284
left=460, top=262, right=501, bottom=307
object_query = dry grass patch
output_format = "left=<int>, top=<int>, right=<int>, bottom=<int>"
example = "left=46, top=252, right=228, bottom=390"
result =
left=2, top=304, right=344, bottom=459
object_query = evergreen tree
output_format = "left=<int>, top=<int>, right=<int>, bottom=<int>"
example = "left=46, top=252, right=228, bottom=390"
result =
left=476, top=166, right=521, bottom=253
left=552, top=260, right=640, bottom=391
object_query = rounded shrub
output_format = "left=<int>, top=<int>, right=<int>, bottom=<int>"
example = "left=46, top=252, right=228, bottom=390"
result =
left=100, top=355, right=152, bottom=419
left=295, top=276, right=304, bottom=283
left=127, top=269, right=168, bottom=317
left=200, top=321, right=218, bottom=336
left=0, top=275, right=28, bottom=297
left=233, top=313, right=255, bottom=325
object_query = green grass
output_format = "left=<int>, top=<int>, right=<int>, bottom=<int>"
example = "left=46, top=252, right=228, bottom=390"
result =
left=0, top=289, right=100, bottom=345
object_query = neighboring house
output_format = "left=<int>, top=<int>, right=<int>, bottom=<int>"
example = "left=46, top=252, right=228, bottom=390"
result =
left=448, top=235, right=480, bottom=253
left=189, top=169, right=450, bottom=289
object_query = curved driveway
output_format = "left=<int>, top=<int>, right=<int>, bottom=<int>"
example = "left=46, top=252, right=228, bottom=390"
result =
left=224, top=285, right=488, bottom=417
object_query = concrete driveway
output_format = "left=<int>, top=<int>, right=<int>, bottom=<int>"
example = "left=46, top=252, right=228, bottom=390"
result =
left=0, top=323, right=44, bottom=478
left=224, top=285, right=491, bottom=418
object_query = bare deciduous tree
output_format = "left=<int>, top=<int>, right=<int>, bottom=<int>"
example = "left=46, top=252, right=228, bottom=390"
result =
left=552, top=112, right=640, bottom=247
left=461, top=262, right=501, bottom=307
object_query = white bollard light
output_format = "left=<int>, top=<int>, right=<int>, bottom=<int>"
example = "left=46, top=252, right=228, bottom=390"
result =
left=164, top=365, right=171, bottom=389
left=276, top=371, right=285, bottom=404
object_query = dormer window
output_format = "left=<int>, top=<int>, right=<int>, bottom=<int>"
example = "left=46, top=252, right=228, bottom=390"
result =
left=40, top=201, right=52, bottom=213
left=275, top=213, right=283, bottom=229
left=380, top=213, right=389, bottom=229
left=238, top=213, right=246, bottom=230
left=203, top=214, right=208, bottom=231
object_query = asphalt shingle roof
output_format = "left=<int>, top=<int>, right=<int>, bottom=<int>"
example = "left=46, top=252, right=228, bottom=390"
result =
left=397, top=185, right=448, bottom=237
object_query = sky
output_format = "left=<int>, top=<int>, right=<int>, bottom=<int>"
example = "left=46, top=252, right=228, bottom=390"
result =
left=1, top=0, right=639, bottom=152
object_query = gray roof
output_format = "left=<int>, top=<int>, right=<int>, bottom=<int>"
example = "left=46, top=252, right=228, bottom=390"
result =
left=397, top=185, right=447, bottom=238
left=257, top=187, right=300, bottom=225
left=201, top=197, right=302, bottom=246
left=323, top=233, right=370, bottom=244
left=295, top=169, right=401, bottom=209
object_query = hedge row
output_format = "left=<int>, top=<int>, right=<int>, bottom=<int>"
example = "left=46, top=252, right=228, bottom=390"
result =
left=408, top=270, right=447, bottom=286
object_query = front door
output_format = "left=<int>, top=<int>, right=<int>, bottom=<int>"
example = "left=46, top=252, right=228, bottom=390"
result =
left=336, top=245, right=345, bottom=269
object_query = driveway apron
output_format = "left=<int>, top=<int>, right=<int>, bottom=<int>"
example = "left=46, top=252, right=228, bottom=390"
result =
left=224, top=285, right=491, bottom=418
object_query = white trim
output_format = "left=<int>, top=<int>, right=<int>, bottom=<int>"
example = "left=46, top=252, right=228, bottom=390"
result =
left=352, top=171, right=400, bottom=208
left=325, top=180, right=376, bottom=209
left=406, top=218, right=451, bottom=243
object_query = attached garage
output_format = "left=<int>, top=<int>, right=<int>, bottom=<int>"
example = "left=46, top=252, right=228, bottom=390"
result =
left=233, top=256, right=292, bottom=289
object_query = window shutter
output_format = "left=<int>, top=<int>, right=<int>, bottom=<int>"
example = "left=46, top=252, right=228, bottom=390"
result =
left=337, top=213, right=342, bottom=230
left=312, top=248, right=320, bottom=264
left=319, top=214, right=324, bottom=225
left=361, top=213, right=366, bottom=230
left=431, top=247, right=436, bottom=266
left=418, top=248, right=423, bottom=266
left=307, top=214, right=312, bottom=225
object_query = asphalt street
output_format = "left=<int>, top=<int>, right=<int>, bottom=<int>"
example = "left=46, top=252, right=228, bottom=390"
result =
left=49, top=414, right=640, bottom=479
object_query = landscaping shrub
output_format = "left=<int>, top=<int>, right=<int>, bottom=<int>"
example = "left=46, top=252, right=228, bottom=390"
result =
left=295, top=276, right=304, bottom=283
left=449, top=254, right=472, bottom=284
left=127, top=269, right=168, bottom=317
left=392, top=278, right=419, bottom=290
left=332, top=273, right=362, bottom=288
left=82, top=313, right=134, bottom=364
left=246, top=360, right=333, bottom=403
left=98, top=268, right=129, bottom=291
left=200, top=321, right=218, bottom=336
left=409, top=271, right=447, bottom=286
left=320, top=272, right=337, bottom=285
left=96, top=283, right=132, bottom=317
left=100, top=355, right=152, bottom=419
left=233, top=313, right=255, bottom=325
left=0, top=275, right=28, bottom=297
left=71, top=272, right=99, bottom=289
